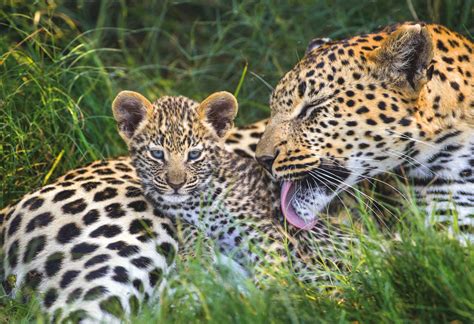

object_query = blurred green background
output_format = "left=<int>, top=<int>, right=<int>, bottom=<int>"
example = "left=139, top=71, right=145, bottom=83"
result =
left=1, top=0, right=473, bottom=206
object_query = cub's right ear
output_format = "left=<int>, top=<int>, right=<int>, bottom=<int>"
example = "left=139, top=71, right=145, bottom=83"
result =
left=112, top=91, right=153, bottom=142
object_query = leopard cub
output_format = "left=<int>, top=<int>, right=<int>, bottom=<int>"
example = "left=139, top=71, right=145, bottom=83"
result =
left=114, top=90, right=353, bottom=283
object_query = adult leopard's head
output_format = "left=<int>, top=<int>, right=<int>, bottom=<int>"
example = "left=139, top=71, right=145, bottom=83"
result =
left=257, top=23, right=472, bottom=229
left=113, top=91, right=238, bottom=204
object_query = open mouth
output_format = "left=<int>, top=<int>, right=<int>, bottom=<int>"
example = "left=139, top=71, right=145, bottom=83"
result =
left=281, top=181, right=318, bottom=230
left=280, top=164, right=351, bottom=230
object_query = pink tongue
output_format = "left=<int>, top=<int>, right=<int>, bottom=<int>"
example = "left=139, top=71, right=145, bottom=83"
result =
left=281, top=181, right=317, bottom=230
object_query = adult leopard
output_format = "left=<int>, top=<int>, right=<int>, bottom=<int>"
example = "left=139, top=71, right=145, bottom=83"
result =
left=255, top=23, right=473, bottom=240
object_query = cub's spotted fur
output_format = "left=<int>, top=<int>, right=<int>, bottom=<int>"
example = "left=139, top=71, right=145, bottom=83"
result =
left=0, top=119, right=267, bottom=322
left=256, top=23, right=473, bottom=240
left=115, top=90, right=353, bottom=283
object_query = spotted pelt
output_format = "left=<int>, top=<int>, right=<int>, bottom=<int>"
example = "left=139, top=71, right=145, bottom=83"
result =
left=115, top=91, right=353, bottom=285
left=0, top=118, right=267, bottom=322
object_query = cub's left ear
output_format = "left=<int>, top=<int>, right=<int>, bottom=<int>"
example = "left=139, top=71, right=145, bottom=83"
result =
left=369, top=24, right=433, bottom=91
left=197, top=91, right=238, bottom=138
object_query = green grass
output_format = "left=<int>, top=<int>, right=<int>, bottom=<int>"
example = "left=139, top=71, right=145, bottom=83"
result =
left=1, top=0, right=473, bottom=323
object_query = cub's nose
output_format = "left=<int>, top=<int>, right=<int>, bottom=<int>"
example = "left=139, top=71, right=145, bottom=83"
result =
left=256, top=155, right=275, bottom=174
left=166, top=177, right=186, bottom=191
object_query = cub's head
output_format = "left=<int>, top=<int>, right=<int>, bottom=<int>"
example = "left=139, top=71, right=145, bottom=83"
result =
left=113, top=91, right=238, bottom=204
left=256, top=23, right=436, bottom=229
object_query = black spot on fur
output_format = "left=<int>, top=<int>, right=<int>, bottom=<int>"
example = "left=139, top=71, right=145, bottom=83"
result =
left=81, top=181, right=102, bottom=192
left=449, top=81, right=460, bottom=91
left=160, top=223, right=175, bottom=237
left=127, top=200, right=148, bottom=212
left=107, top=240, right=127, bottom=251
left=379, top=113, right=396, bottom=124
left=60, top=270, right=80, bottom=288
left=8, top=213, right=22, bottom=236
left=62, top=198, right=87, bottom=214
left=149, top=268, right=163, bottom=287
left=105, top=203, right=126, bottom=218
left=83, top=209, right=100, bottom=225
left=44, top=288, right=58, bottom=308
left=115, top=163, right=133, bottom=172
left=90, top=224, right=122, bottom=238
left=23, top=235, right=46, bottom=263
left=45, top=252, right=64, bottom=277
left=94, top=187, right=118, bottom=202
left=117, top=244, right=140, bottom=257
left=129, top=219, right=153, bottom=234
left=83, top=286, right=108, bottom=301
left=399, top=118, right=412, bottom=126
left=23, top=270, right=43, bottom=292
left=85, top=265, right=109, bottom=281
left=125, top=186, right=142, bottom=197
left=39, top=186, right=55, bottom=194
left=57, top=223, right=81, bottom=244
left=53, top=190, right=76, bottom=202
left=156, top=242, right=176, bottom=266
left=298, top=82, right=307, bottom=98
left=7, top=240, right=19, bottom=268
left=94, top=168, right=115, bottom=175
left=71, top=242, right=99, bottom=260
left=112, top=266, right=129, bottom=283
left=23, top=196, right=44, bottom=211
left=442, top=56, right=454, bottom=64
left=436, top=39, right=449, bottom=52
left=85, top=254, right=111, bottom=268
left=132, top=279, right=144, bottom=293
left=66, top=288, right=83, bottom=303
left=26, top=212, right=53, bottom=233
left=131, top=256, right=152, bottom=269
left=356, top=106, right=369, bottom=114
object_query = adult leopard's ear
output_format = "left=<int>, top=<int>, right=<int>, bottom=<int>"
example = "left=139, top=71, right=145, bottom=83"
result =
left=112, top=91, right=153, bottom=142
left=306, top=37, right=332, bottom=54
left=368, top=24, right=433, bottom=91
left=197, top=91, right=238, bottom=138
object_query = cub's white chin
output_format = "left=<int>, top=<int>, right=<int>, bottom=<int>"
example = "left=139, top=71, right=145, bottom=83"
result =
left=161, top=194, right=191, bottom=203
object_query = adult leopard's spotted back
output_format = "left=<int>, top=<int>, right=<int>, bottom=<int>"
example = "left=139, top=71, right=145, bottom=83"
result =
left=0, top=117, right=266, bottom=322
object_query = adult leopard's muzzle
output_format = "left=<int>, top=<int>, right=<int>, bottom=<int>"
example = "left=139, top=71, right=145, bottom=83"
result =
left=279, top=163, right=352, bottom=230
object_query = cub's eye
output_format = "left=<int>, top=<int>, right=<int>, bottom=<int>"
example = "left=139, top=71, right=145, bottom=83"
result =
left=150, top=149, right=165, bottom=160
left=187, top=149, right=202, bottom=161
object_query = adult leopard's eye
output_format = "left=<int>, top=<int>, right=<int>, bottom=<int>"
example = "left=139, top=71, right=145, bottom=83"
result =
left=150, top=149, right=165, bottom=160
left=188, top=149, right=202, bottom=161
left=296, top=97, right=331, bottom=120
